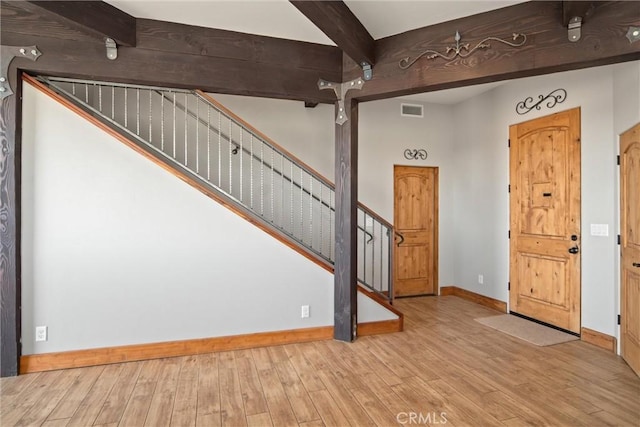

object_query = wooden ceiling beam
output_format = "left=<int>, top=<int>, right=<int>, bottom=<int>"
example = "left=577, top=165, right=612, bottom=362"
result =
left=21, top=0, right=136, bottom=46
left=290, top=0, right=375, bottom=67
left=562, top=1, right=598, bottom=26
left=343, top=1, right=640, bottom=102
left=1, top=2, right=342, bottom=103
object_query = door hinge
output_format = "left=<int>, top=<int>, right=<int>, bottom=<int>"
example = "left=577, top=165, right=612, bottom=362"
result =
left=617, top=314, right=621, bottom=325
left=508, top=281, right=511, bottom=291
left=617, top=155, right=620, bottom=166
left=508, top=139, right=511, bottom=148
left=618, top=234, right=621, bottom=245
left=508, top=184, right=511, bottom=193
left=508, top=230, right=511, bottom=239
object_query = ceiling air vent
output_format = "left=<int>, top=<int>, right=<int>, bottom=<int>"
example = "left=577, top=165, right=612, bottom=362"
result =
left=401, top=103, right=424, bottom=118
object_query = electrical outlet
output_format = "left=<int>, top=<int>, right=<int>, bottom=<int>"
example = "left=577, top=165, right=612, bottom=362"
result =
left=478, top=274, right=484, bottom=285
left=35, top=326, right=47, bottom=342
left=301, top=305, right=310, bottom=318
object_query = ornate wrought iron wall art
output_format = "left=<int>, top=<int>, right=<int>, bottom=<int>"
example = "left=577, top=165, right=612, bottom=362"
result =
left=399, top=31, right=527, bottom=70
left=515, top=88, right=567, bottom=115
left=404, top=149, right=428, bottom=160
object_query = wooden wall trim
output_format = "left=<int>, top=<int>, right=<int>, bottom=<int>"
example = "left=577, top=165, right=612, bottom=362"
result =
left=581, top=327, right=617, bottom=353
left=358, top=318, right=402, bottom=336
left=440, top=286, right=507, bottom=313
left=20, top=326, right=334, bottom=374
left=20, top=316, right=403, bottom=374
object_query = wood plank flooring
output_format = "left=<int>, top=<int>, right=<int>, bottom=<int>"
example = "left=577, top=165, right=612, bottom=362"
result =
left=2, top=296, right=639, bottom=426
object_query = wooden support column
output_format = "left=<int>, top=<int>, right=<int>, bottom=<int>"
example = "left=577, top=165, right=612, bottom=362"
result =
left=334, top=97, right=358, bottom=342
left=0, top=66, right=22, bottom=377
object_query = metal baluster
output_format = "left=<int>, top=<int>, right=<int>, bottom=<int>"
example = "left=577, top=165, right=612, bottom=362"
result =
left=184, top=94, right=188, bottom=166
left=239, top=127, right=243, bottom=202
left=161, top=93, right=165, bottom=151
left=149, top=90, right=153, bottom=143
left=372, top=217, right=376, bottom=290
left=196, top=98, right=200, bottom=174
left=271, top=147, right=274, bottom=222
left=300, top=168, right=304, bottom=243
left=309, top=176, right=313, bottom=248
left=111, top=86, right=115, bottom=120
left=85, top=83, right=89, bottom=104
left=207, top=105, right=211, bottom=181
left=260, top=140, right=264, bottom=215
left=172, top=92, right=176, bottom=158
left=319, top=185, right=323, bottom=256
left=280, top=153, right=284, bottom=229
left=218, top=111, right=221, bottom=186
left=98, top=85, right=102, bottom=112
left=363, top=212, right=367, bottom=285
left=250, top=134, right=254, bottom=209
left=136, top=88, right=140, bottom=135
left=229, top=118, right=232, bottom=195
left=379, top=222, right=384, bottom=291
left=72, top=82, right=76, bottom=96
left=290, top=162, right=294, bottom=235
left=124, top=88, right=128, bottom=128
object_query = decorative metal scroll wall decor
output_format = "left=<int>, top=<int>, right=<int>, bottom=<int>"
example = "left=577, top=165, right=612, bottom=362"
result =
left=399, top=31, right=527, bottom=70
left=404, top=149, right=428, bottom=160
left=515, top=88, right=567, bottom=115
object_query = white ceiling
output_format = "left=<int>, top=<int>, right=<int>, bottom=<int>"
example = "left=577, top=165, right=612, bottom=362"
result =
left=106, top=0, right=526, bottom=104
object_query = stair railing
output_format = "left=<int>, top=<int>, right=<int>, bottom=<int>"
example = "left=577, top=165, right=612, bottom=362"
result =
left=35, top=76, right=394, bottom=301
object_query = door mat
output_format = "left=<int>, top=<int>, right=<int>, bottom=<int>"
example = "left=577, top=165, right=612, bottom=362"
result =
left=475, top=314, right=579, bottom=346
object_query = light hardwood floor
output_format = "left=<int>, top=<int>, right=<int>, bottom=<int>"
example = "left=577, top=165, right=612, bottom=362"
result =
left=2, top=296, right=639, bottom=426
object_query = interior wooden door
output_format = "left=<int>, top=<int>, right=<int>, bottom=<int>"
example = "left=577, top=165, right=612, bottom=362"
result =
left=620, top=123, right=640, bottom=376
left=393, top=166, right=438, bottom=297
left=509, top=108, right=581, bottom=333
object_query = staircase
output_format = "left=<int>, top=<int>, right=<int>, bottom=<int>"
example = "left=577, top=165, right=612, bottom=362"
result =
left=30, top=75, right=394, bottom=302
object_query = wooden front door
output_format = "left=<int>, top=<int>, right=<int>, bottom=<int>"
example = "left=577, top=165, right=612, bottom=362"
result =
left=620, top=123, right=640, bottom=376
left=393, top=166, right=438, bottom=297
left=509, top=108, right=581, bottom=333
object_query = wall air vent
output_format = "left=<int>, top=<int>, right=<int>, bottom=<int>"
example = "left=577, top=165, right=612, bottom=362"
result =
left=401, top=103, right=424, bottom=118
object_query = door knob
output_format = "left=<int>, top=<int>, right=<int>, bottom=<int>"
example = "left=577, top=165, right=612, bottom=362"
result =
left=633, top=262, right=640, bottom=268
left=568, top=246, right=579, bottom=254
left=395, top=232, right=405, bottom=247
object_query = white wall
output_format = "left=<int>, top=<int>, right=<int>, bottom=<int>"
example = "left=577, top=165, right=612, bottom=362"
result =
left=358, top=100, right=456, bottom=287
left=452, top=63, right=640, bottom=337
left=21, top=84, right=396, bottom=355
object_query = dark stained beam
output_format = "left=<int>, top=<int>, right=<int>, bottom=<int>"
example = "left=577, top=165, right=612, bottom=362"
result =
left=290, top=0, right=375, bottom=67
left=21, top=1, right=136, bottom=46
left=343, top=1, right=640, bottom=102
left=0, top=65, right=22, bottom=377
left=1, top=3, right=341, bottom=103
left=333, top=97, right=358, bottom=342
left=562, top=1, right=598, bottom=25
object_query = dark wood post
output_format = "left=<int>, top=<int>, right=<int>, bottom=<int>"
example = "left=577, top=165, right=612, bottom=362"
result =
left=0, top=65, right=22, bottom=377
left=334, top=96, right=358, bottom=342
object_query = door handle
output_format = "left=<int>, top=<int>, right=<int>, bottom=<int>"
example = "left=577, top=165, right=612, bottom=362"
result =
left=395, top=232, right=405, bottom=247
left=633, top=262, right=640, bottom=268
left=568, top=246, right=579, bottom=254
